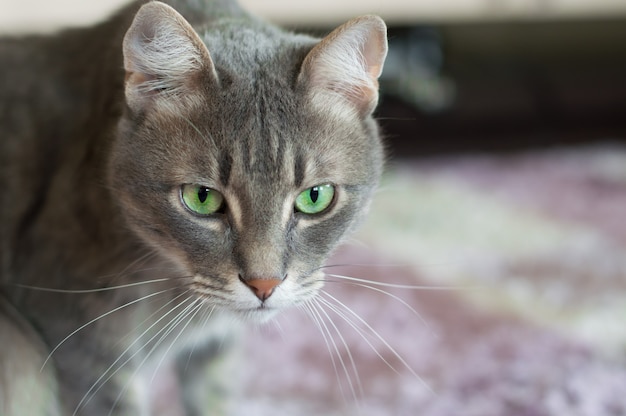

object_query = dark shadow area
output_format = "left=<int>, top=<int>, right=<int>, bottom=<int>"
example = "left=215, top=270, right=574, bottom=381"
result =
left=376, top=19, right=626, bottom=157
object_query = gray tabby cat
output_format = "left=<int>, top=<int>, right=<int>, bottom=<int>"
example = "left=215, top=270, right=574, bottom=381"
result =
left=0, top=0, right=387, bottom=414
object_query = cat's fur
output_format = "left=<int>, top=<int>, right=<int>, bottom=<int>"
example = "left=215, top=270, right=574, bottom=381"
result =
left=0, top=1, right=387, bottom=414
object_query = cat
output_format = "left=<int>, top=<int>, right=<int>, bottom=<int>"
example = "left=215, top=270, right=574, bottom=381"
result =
left=0, top=0, right=387, bottom=414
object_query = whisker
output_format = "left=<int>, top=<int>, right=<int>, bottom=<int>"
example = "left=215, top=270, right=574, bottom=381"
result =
left=42, top=288, right=178, bottom=371
left=318, top=292, right=435, bottom=395
left=149, top=299, right=204, bottom=385
left=107, top=299, right=205, bottom=416
left=112, top=291, right=191, bottom=349
left=13, top=277, right=182, bottom=294
left=110, top=250, right=158, bottom=284
left=326, top=280, right=437, bottom=339
left=317, top=296, right=389, bottom=374
left=268, top=316, right=287, bottom=342
left=311, top=297, right=364, bottom=403
left=299, top=302, right=347, bottom=401
left=326, top=273, right=474, bottom=291
left=182, top=115, right=216, bottom=146
left=183, top=304, right=216, bottom=372
left=73, top=295, right=195, bottom=415
left=341, top=238, right=372, bottom=250
left=318, top=262, right=403, bottom=271
left=374, top=182, right=412, bottom=194
left=322, top=258, right=474, bottom=273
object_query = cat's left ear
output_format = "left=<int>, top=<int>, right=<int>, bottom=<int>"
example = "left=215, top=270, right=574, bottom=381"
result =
left=122, top=1, right=218, bottom=113
left=298, top=15, right=388, bottom=116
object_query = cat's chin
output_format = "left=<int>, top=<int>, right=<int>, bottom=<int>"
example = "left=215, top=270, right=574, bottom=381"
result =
left=234, top=307, right=281, bottom=324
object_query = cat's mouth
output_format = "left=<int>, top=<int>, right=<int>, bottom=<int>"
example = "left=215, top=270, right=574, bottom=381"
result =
left=235, top=305, right=281, bottom=323
left=191, top=272, right=321, bottom=322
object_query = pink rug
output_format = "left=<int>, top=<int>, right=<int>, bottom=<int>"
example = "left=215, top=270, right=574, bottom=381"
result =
left=237, top=145, right=626, bottom=416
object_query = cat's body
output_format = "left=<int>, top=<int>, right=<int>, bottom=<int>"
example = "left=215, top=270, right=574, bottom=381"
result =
left=0, top=1, right=387, bottom=414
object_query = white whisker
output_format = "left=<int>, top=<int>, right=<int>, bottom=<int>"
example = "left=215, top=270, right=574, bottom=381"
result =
left=149, top=299, right=204, bottom=385
left=269, top=316, right=287, bottom=342
left=326, top=280, right=437, bottom=339
left=341, top=238, right=371, bottom=250
left=73, top=295, right=195, bottom=415
left=299, top=302, right=347, bottom=401
left=42, top=288, right=176, bottom=372
left=183, top=116, right=216, bottom=146
left=317, top=295, right=397, bottom=376
left=113, top=291, right=190, bottom=349
left=319, top=292, right=435, bottom=395
left=183, top=304, right=216, bottom=372
left=111, top=250, right=158, bottom=283
left=13, top=277, right=178, bottom=294
left=107, top=299, right=204, bottom=416
left=321, top=262, right=402, bottom=270
left=326, top=273, right=473, bottom=291
left=312, top=297, right=364, bottom=402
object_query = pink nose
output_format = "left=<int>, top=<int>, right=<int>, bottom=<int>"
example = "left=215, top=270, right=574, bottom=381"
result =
left=242, top=278, right=282, bottom=301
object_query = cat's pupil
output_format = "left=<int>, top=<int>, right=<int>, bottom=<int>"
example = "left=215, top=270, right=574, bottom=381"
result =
left=198, top=187, right=209, bottom=203
left=310, top=187, right=319, bottom=203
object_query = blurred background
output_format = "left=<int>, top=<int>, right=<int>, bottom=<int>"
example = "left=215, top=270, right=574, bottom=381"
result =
left=2, top=1, right=626, bottom=415
left=4, top=0, right=625, bottom=154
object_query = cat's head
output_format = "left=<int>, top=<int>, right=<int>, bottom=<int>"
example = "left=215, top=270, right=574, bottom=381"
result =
left=109, top=1, right=387, bottom=321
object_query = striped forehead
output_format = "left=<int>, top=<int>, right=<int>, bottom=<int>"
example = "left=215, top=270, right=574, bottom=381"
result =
left=216, top=84, right=306, bottom=188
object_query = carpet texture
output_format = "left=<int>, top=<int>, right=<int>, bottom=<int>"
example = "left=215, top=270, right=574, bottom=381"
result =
left=235, top=144, right=626, bottom=416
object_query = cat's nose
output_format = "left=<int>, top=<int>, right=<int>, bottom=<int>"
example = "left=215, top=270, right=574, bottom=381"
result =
left=240, top=277, right=282, bottom=301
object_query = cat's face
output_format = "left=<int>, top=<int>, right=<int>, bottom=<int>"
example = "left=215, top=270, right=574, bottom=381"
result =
left=108, top=2, right=387, bottom=321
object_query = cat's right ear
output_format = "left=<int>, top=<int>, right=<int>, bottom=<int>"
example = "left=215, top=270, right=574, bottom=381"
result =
left=122, top=1, right=217, bottom=113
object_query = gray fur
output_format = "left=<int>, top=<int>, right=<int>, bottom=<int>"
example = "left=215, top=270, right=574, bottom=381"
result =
left=0, top=1, right=386, bottom=414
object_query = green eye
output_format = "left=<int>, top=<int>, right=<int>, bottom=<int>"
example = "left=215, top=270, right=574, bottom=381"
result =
left=181, top=184, right=224, bottom=216
left=295, top=184, right=335, bottom=214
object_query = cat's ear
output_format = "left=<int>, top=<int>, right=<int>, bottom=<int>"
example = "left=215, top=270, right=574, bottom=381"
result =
left=122, top=1, right=217, bottom=112
left=299, top=15, right=388, bottom=116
